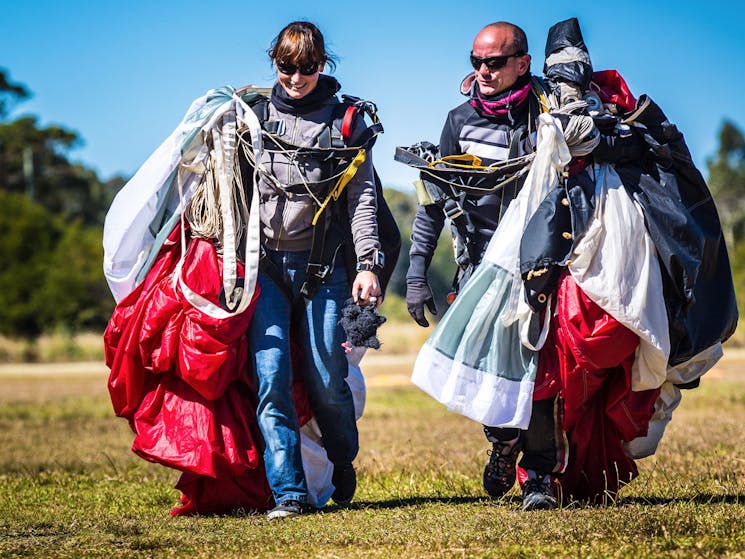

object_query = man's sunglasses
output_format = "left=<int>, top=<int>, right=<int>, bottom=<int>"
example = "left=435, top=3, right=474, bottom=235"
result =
left=470, top=51, right=525, bottom=71
left=276, top=61, right=320, bottom=76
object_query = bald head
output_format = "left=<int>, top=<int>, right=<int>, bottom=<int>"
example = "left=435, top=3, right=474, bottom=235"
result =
left=470, top=21, right=531, bottom=95
left=474, top=22, right=528, bottom=55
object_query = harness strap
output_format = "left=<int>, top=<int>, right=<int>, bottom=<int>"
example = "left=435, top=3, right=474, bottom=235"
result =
left=312, top=148, right=367, bottom=225
left=341, top=105, right=357, bottom=139
left=258, top=246, right=293, bottom=302
left=245, top=93, right=382, bottom=301
left=300, top=204, right=331, bottom=300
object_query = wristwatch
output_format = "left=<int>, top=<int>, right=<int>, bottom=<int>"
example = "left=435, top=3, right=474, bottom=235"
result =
left=356, top=250, right=385, bottom=274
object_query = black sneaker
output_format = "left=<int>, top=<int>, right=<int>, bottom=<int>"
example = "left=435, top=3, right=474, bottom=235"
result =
left=521, top=470, right=558, bottom=511
left=266, top=500, right=309, bottom=520
left=331, top=463, right=357, bottom=506
left=483, top=436, right=521, bottom=498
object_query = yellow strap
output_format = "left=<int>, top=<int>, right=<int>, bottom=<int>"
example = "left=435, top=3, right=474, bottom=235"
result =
left=312, top=148, right=366, bottom=225
left=429, top=153, right=495, bottom=170
left=533, top=83, right=551, bottom=114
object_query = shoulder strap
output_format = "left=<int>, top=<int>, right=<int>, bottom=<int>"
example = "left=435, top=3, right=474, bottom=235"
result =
left=318, top=101, right=350, bottom=149
left=242, top=94, right=286, bottom=135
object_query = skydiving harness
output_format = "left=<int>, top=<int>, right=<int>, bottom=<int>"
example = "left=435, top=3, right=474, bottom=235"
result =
left=395, top=78, right=552, bottom=277
left=238, top=93, right=384, bottom=301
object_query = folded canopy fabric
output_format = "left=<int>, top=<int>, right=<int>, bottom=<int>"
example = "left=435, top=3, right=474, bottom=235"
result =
left=411, top=113, right=571, bottom=428
left=105, top=225, right=365, bottom=514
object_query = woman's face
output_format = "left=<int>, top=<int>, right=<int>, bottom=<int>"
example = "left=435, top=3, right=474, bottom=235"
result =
left=276, top=61, right=325, bottom=99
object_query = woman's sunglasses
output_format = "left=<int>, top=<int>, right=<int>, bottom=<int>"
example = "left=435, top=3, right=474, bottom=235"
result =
left=470, top=51, right=525, bottom=71
left=276, top=61, right=320, bottom=76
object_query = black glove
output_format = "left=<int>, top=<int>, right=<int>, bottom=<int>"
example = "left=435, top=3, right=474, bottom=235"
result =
left=406, top=281, right=438, bottom=327
left=592, top=117, right=644, bottom=163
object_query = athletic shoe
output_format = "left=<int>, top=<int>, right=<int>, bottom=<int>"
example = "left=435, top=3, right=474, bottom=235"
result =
left=483, top=437, right=521, bottom=498
left=331, top=462, right=357, bottom=506
left=521, top=470, right=558, bottom=511
left=266, top=500, right=308, bottom=520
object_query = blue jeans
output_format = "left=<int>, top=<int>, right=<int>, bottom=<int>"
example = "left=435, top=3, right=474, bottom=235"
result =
left=247, top=249, right=358, bottom=505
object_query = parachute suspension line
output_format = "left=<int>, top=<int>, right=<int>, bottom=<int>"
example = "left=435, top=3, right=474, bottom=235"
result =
left=187, top=124, right=250, bottom=251
left=174, top=92, right=264, bottom=319
left=312, top=148, right=366, bottom=225
left=417, top=161, right=532, bottom=193
left=241, top=130, right=363, bottom=209
left=264, top=136, right=324, bottom=207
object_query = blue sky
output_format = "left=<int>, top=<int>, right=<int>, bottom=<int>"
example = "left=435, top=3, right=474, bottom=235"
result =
left=2, top=1, right=744, bottom=189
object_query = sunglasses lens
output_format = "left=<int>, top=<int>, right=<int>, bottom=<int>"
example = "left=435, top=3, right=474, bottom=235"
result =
left=299, top=62, right=319, bottom=75
left=277, top=61, right=319, bottom=75
left=483, top=56, right=508, bottom=70
left=471, top=55, right=507, bottom=70
left=277, top=62, right=297, bottom=75
left=470, top=52, right=524, bottom=71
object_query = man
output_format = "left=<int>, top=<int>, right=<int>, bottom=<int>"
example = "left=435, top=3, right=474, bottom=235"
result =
left=405, top=22, right=561, bottom=511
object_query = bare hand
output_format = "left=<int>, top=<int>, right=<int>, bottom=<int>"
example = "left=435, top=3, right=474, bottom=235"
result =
left=352, top=271, right=382, bottom=307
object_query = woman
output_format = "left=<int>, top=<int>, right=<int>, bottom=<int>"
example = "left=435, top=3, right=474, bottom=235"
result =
left=246, top=21, right=382, bottom=519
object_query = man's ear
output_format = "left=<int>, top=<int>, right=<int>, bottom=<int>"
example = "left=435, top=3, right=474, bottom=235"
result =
left=518, top=54, right=532, bottom=75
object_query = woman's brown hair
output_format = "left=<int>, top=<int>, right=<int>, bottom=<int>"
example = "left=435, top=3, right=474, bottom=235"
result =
left=268, top=21, right=337, bottom=72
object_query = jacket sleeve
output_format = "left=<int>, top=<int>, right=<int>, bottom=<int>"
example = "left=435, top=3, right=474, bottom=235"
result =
left=345, top=116, right=380, bottom=259
left=406, top=113, right=456, bottom=283
left=407, top=201, right=445, bottom=283
left=439, top=109, right=462, bottom=158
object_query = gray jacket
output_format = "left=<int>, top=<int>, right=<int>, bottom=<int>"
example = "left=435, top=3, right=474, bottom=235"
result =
left=256, top=96, right=380, bottom=260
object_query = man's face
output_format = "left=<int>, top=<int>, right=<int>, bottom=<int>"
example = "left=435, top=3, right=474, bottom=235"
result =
left=471, top=27, right=531, bottom=96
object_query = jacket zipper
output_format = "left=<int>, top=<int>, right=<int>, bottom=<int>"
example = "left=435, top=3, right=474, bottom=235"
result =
left=277, top=114, right=301, bottom=249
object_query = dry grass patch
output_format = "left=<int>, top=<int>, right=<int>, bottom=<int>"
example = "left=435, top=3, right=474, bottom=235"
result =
left=0, top=364, right=744, bottom=558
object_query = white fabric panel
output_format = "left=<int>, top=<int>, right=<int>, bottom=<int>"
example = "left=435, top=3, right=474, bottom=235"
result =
left=103, top=93, right=220, bottom=302
left=302, top=360, right=366, bottom=508
left=412, top=344, right=534, bottom=428
left=625, top=342, right=723, bottom=459
left=410, top=113, right=570, bottom=428
left=568, top=163, right=670, bottom=391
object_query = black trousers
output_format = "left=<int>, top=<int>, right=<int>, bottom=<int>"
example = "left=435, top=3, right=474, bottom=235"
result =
left=483, top=396, right=560, bottom=474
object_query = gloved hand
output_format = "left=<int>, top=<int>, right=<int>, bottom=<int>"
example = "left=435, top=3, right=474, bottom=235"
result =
left=592, top=116, right=644, bottom=163
left=406, top=281, right=438, bottom=327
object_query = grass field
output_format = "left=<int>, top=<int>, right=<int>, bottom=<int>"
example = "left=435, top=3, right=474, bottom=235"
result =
left=1, top=351, right=744, bottom=558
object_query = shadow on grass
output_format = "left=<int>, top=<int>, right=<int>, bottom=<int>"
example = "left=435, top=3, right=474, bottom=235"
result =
left=619, top=493, right=745, bottom=507
left=334, top=494, right=521, bottom=511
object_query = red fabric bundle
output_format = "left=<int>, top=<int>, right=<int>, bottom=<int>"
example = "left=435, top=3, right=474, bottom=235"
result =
left=591, top=70, right=638, bottom=113
left=104, top=226, right=312, bottom=515
left=546, top=272, right=659, bottom=502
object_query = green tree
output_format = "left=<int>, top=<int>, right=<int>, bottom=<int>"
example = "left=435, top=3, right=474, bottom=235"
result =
left=0, top=68, right=30, bottom=118
left=0, top=191, right=61, bottom=339
left=0, top=72, right=122, bottom=226
left=0, top=72, right=123, bottom=340
left=383, top=187, right=458, bottom=322
left=37, top=221, right=114, bottom=333
left=707, top=120, right=745, bottom=248
left=0, top=116, right=118, bottom=226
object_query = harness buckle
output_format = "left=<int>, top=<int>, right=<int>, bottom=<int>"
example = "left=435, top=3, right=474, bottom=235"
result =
left=444, top=201, right=465, bottom=221
left=306, top=262, right=331, bottom=279
left=264, top=119, right=286, bottom=136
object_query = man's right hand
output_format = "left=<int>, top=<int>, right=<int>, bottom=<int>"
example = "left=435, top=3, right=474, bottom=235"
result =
left=406, top=281, right=438, bottom=327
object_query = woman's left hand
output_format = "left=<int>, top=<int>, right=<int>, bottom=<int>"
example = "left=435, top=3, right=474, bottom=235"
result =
left=352, top=271, right=382, bottom=308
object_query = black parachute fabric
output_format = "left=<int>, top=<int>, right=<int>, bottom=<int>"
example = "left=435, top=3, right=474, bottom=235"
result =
left=614, top=96, right=738, bottom=365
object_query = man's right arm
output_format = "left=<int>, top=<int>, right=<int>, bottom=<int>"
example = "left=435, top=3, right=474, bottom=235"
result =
left=406, top=201, right=445, bottom=327
left=405, top=110, right=460, bottom=327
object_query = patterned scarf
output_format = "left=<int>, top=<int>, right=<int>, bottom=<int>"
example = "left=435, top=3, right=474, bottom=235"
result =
left=461, top=72, right=532, bottom=122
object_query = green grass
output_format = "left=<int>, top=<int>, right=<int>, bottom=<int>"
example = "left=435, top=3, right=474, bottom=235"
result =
left=0, top=367, right=744, bottom=558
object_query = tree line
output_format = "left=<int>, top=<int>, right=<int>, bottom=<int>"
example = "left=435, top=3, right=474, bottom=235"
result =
left=1, top=68, right=744, bottom=341
left=0, top=69, right=125, bottom=339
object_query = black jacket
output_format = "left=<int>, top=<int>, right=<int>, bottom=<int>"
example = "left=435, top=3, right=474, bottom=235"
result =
left=407, top=90, right=539, bottom=286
